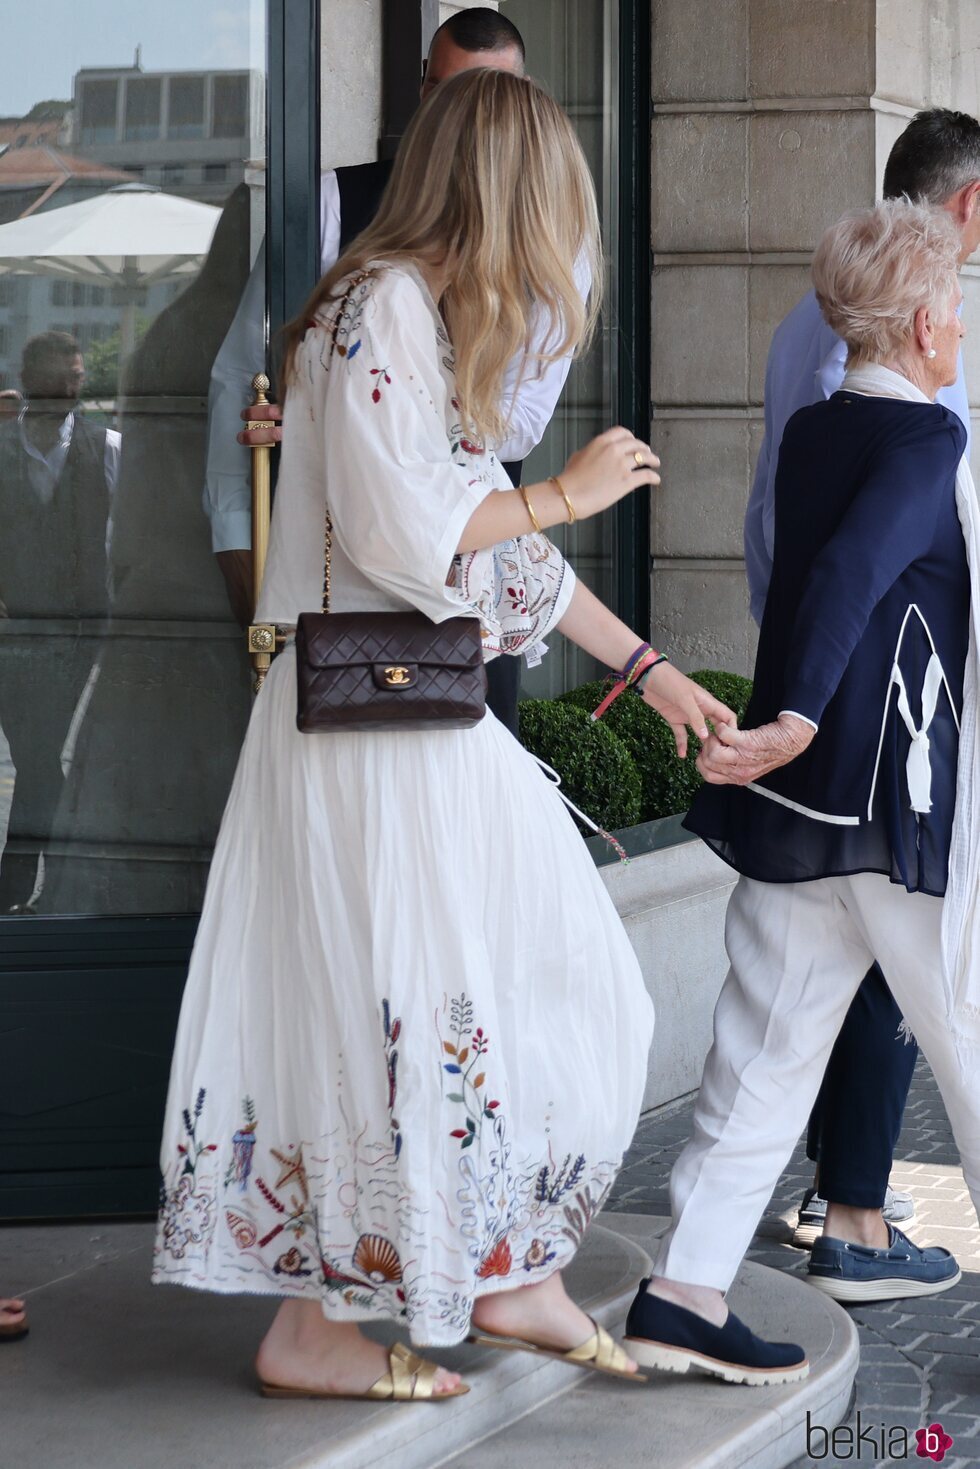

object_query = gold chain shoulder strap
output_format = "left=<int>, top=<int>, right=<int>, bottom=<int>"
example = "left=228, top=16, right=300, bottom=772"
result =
left=321, top=268, right=377, bottom=615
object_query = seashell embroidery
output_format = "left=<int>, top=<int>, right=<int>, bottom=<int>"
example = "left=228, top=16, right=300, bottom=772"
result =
left=225, top=1210, right=257, bottom=1250
left=274, top=1246, right=310, bottom=1276
left=524, top=1239, right=548, bottom=1269
left=352, top=1232, right=403, bottom=1284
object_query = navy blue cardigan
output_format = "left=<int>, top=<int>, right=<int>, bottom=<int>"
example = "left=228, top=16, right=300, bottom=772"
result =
left=686, top=392, right=970, bottom=894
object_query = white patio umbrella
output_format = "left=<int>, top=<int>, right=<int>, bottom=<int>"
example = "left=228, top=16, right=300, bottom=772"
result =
left=0, top=183, right=221, bottom=359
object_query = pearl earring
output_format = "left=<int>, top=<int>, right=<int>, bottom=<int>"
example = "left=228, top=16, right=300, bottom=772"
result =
left=927, top=349, right=937, bottom=359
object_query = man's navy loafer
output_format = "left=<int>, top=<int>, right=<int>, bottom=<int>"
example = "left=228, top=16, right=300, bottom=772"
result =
left=807, top=1225, right=961, bottom=1303
left=624, top=1280, right=808, bottom=1386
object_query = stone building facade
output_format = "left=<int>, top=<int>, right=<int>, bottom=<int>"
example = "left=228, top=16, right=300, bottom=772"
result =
left=650, top=0, right=980, bottom=674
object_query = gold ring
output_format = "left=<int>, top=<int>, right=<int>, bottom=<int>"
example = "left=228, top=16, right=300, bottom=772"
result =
left=634, top=450, right=645, bottom=466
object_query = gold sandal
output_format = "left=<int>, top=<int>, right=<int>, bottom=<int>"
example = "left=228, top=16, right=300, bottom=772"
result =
left=258, top=1340, right=470, bottom=1401
left=469, top=1317, right=645, bottom=1383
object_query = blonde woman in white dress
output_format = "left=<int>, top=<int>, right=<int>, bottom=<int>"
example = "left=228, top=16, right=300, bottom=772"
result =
left=153, top=69, right=734, bottom=1402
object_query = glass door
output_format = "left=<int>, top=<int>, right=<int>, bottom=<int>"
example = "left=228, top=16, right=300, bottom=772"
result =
left=504, top=0, right=651, bottom=698
left=0, top=0, right=282, bottom=1217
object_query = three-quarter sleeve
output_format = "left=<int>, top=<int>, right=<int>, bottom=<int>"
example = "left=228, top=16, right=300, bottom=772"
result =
left=453, top=532, right=576, bottom=659
left=780, top=413, right=966, bottom=724
left=307, top=266, right=576, bottom=653
left=315, top=270, right=493, bottom=624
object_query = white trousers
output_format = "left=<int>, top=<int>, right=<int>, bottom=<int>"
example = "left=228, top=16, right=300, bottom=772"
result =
left=652, top=871, right=980, bottom=1291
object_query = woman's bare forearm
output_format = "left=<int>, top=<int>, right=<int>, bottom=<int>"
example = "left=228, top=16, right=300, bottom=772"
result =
left=456, top=481, right=566, bottom=553
left=556, top=578, right=644, bottom=670
left=556, top=580, right=738, bottom=756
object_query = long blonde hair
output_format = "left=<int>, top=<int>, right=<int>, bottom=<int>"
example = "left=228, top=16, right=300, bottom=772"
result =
left=282, top=69, right=602, bottom=446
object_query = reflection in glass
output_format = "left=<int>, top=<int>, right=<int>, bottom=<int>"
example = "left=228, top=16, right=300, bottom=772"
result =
left=0, top=332, right=114, bottom=911
left=168, top=77, right=206, bottom=141
left=0, top=2, right=266, bottom=917
left=213, top=75, right=249, bottom=140
left=124, top=77, right=162, bottom=142
left=496, top=0, right=622, bottom=699
left=78, top=78, right=118, bottom=147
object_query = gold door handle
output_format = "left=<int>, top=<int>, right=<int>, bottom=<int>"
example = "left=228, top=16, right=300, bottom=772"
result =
left=247, top=371, right=276, bottom=691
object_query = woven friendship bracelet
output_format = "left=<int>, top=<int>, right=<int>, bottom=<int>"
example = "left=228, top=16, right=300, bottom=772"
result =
left=591, top=643, right=668, bottom=720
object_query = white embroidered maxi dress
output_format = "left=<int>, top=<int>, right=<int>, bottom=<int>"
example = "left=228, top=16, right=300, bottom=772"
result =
left=152, top=263, right=655, bottom=1347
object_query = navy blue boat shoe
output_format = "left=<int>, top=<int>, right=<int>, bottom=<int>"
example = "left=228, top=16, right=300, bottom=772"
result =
left=624, top=1280, right=809, bottom=1386
left=807, top=1225, right=961, bottom=1303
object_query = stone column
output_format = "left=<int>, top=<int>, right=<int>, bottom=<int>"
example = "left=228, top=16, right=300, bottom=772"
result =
left=875, top=1, right=980, bottom=460
left=650, top=0, right=879, bottom=675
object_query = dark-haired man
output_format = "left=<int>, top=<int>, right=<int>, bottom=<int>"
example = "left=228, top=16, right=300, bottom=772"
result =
left=423, top=7, right=524, bottom=96
left=742, top=107, right=980, bottom=1301
left=205, top=9, right=574, bottom=736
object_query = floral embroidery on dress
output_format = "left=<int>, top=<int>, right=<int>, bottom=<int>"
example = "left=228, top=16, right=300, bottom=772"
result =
left=177, top=1088, right=217, bottom=1178
left=535, top=1155, right=609, bottom=1246
left=369, top=365, right=392, bottom=404
left=309, top=270, right=401, bottom=411
left=441, top=994, right=502, bottom=1150
left=451, top=539, right=569, bottom=661
left=536, top=1153, right=586, bottom=1204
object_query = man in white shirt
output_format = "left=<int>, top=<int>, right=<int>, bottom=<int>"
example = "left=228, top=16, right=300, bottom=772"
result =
left=0, top=331, right=118, bottom=909
left=744, top=108, right=980, bottom=1297
left=205, top=10, right=584, bottom=734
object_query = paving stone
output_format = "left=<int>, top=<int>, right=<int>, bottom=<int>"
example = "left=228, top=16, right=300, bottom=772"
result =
left=896, top=1295, right=978, bottom=1316
left=869, top=1327, right=931, bottom=1350
left=917, top=1336, right=980, bottom=1357
left=880, top=1316, right=976, bottom=1337
left=923, top=1411, right=980, bottom=1437
left=855, top=1363, right=923, bottom=1385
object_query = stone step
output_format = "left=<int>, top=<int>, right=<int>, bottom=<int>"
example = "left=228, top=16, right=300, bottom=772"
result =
left=440, top=1215, right=860, bottom=1469
left=0, top=1213, right=645, bottom=1469
left=1, top=1212, right=857, bottom=1469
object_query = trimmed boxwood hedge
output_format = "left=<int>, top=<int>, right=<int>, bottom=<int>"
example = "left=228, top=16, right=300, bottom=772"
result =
left=518, top=668, right=753, bottom=829
left=517, top=697, right=642, bottom=832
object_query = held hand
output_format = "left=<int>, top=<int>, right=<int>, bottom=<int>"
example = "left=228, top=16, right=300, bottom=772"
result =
left=697, top=713, right=815, bottom=786
left=559, top=427, right=660, bottom=520
left=640, top=662, right=737, bottom=759
left=238, top=402, right=283, bottom=448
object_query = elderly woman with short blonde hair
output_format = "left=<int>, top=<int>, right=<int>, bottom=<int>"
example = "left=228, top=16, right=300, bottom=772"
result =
left=622, top=199, right=980, bottom=1385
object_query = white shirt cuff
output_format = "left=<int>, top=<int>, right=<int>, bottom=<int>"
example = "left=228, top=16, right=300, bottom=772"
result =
left=209, top=506, right=253, bottom=553
left=779, top=709, right=819, bottom=732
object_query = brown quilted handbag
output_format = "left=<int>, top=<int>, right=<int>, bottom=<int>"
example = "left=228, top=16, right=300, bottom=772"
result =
left=296, top=606, right=487, bottom=732
left=295, top=502, right=486, bottom=733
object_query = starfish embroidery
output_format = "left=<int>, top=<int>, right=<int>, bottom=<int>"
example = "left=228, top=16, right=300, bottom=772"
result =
left=270, top=1145, right=308, bottom=1198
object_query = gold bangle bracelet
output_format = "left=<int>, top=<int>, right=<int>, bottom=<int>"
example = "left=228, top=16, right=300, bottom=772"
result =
left=518, top=483, right=542, bottom=534
left=549, top=474, right=577, bottom=524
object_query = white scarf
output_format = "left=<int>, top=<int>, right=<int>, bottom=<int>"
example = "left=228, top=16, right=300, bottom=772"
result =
left=843, top=363, right=980, bottom=1055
